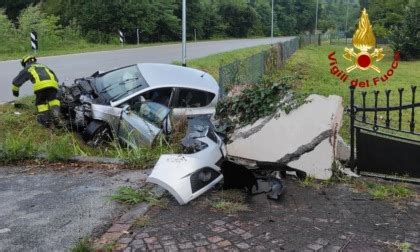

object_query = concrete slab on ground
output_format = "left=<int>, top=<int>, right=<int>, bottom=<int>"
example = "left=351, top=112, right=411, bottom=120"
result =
left=228, top=94, right=344, bottom=179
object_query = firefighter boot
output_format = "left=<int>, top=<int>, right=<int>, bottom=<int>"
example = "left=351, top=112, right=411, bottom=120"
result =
left=37, top=111, right=52, bottom=128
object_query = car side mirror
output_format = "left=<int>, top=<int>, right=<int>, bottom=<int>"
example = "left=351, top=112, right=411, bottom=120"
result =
left=122, top=105, right=131, bottom=114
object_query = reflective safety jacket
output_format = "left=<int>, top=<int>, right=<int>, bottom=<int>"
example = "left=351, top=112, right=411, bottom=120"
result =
left=12, top=63, right=59, bottom=93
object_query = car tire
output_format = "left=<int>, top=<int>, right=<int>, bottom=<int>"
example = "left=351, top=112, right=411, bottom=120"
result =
left=83, top=120, right=113, bottom=147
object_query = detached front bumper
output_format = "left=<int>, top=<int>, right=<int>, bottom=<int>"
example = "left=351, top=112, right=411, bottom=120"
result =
left=147, top=118, right=227, bottom=205
left=147, top=154, right=223, bottom=205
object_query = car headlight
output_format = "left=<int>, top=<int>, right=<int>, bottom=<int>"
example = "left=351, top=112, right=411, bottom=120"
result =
left=182, top=138, right=208, bottom=154
left=190, top=167, right=221, bottom=193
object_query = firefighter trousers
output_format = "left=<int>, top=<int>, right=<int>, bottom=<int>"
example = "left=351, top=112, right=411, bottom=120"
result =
left=34, top=88, right=62, bottom=128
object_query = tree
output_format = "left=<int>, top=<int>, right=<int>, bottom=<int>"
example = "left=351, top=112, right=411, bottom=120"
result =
left=0, top=9, right=19, bottom=53
left=219, top=2, right=258, bottom=37
left=388, top=3, right=420, bottom=60
left=0, top=0, right=40, bottom=21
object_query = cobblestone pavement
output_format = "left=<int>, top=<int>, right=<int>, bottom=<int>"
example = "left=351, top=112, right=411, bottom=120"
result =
left=116, top=178, right=420, bottom=251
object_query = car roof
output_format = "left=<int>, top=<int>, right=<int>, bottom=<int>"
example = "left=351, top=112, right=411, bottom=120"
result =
left=137, top=63, right=219, bottom=93
left=110, top=63, right=219, bottom=107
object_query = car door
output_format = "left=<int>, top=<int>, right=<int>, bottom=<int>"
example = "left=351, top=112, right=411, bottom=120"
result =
left=171, top=88, right=216, bottom=117
left=118, top=102, right=171, bottom=148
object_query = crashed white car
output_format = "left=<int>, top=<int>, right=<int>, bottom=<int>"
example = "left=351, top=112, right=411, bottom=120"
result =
left=60, top=63, right=220, bottom=147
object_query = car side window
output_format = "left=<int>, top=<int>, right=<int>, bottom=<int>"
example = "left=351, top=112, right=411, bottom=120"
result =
left=141, top=88, right=173, bottom=107
left=175, top=88, right=215, bottom=108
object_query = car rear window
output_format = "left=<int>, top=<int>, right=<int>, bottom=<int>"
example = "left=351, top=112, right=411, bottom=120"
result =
left=175, top=88, right=215, bottom=108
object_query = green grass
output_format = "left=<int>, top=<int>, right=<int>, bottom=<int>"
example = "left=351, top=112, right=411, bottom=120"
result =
left=212, top=200, right=249, bottom=214
left=0, top=96, right=101, bottom=163
left=276, top=44, right=420, bottom=142
left=109, top=186, right=158, bottom=205
left=298, top=176, right=321, bottom=189
left=366, top=182, right=413, bottom=200
left=70, top=237, right=93, bottom=252
left=0, top=129, right=36, bottom=164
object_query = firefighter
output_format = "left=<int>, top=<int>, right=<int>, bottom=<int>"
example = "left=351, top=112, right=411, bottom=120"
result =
left=12, top=55, right=62, bottom=128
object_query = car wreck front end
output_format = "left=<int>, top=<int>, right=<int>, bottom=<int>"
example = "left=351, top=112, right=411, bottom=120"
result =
left=147, top=116, right=227, bottom=205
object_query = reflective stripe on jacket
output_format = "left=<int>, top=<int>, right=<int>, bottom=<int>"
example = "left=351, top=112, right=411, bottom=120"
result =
left=12, top=63, right=59, bottom=92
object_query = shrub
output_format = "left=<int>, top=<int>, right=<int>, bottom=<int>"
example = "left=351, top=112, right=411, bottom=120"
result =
left=216, top=75, right=306, bottom=127
left=388, top=4, right=420, bottom=60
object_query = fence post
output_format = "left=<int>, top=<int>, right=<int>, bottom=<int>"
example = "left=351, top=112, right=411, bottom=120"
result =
left=349, top=85, right=356, bottom=171
left=118, top=30, right=124, bottom=48
left=318, top=34, right=321, bottom=46
left=30, top=31, right=38, bottom=53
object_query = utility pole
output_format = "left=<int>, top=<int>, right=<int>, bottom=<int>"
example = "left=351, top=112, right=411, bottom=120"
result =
left=271, top=0, right=274, bottom=44
left=136, top=28, right=140, bottom=46
left=315, top=0, right=319, bottom=35
left=345, top=0, right=349, bottom=44
left=182, top=0, right=187, bottom=67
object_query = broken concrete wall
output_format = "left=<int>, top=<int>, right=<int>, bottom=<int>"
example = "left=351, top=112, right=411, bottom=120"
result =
left=227, top=94, right=344, bottom=180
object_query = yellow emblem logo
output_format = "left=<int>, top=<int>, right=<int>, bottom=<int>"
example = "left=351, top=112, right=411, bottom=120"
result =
left=343, top=9, right=384, bottom=73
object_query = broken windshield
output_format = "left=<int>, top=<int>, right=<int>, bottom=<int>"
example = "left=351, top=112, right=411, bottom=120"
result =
left=96, top=65, right=148, bottom=101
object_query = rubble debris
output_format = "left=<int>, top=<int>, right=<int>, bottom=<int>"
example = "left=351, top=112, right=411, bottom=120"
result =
left=227, top=94, right=344, bottom=180
left=221, top=160, right=258, bottom=193
left=336, top=136, right=351, bottom=162
left=221, top=160, right=285, bottom=200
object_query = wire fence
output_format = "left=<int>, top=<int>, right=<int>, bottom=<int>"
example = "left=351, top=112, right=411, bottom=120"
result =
left=218, top=33, right=389, bottom=96
left=218, top=37, right=300, bottom=95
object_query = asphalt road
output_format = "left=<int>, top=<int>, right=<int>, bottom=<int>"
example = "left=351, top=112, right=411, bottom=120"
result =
left=0, top=37, right=293, bottom=103
left=0, top=165, right=149, bottom=251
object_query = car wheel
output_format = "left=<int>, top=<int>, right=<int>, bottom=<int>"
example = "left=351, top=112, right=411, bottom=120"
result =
left=83, top=120, right=113, bottom=147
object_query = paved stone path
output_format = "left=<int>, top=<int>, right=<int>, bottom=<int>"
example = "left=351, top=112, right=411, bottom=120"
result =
left=115, top=178, right=420, bottom=251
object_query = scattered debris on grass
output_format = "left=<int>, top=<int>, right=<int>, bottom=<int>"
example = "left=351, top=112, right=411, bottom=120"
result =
left=109, top=187, right=158, bottom=205
left=70, top=237, right=93, bottom=252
